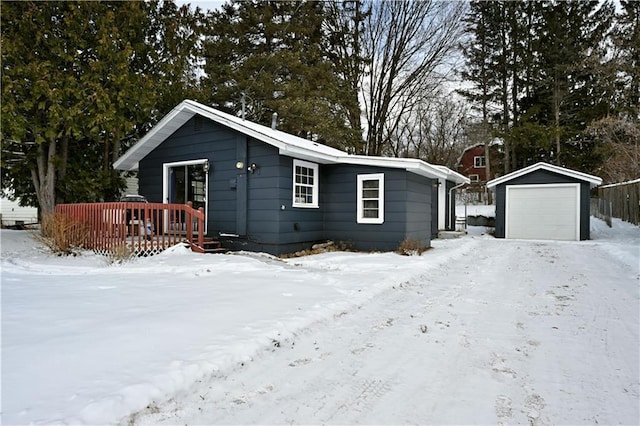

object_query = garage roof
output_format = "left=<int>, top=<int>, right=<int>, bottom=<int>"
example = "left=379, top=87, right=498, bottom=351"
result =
left=113, top=100, right=469, bottom=184
left=486, top=162, right=602, bottom=189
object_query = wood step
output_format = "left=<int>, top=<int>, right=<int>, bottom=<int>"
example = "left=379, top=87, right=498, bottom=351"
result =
left=202, top=240, right=222, bottom=249
left=203, top=247, right=229, bottom=254
left=189, top=238, right=228, bottom=254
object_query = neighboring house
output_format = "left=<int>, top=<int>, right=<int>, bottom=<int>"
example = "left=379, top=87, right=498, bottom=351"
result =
left=123, top=175, right=139, bottom=197
left=113, top=100, right=468, bottom=255
left=487, top=162, right=602, bottom=241
left=1, top=195, right=38, bottom=227
left=457, top=142, right=502, bottom=184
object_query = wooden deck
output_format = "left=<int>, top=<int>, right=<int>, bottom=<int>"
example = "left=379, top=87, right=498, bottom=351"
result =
left=55, top=202, right=209, bottom=255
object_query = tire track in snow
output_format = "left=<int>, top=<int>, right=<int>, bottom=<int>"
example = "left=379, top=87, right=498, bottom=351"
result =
left=125, top=237, right=638, bottom=425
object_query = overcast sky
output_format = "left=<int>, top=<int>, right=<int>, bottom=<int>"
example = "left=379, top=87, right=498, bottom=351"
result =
left=177, top=0, right=225, bottom=13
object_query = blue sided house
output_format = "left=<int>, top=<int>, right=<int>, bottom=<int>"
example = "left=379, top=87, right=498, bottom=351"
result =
left=113, top=100, right=469, bottom=255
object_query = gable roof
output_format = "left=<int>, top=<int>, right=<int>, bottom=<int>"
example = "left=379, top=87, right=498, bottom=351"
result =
left=113, top=99, right=468, bottom=184
left=486, top=162, right=602, bottom=189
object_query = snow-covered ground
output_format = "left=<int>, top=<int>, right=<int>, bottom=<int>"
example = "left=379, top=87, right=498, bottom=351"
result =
left=1, top=218, right=638, bottom=425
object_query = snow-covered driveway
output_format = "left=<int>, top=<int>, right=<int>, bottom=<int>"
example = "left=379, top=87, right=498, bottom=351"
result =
left=132, top=223, right=639, bottom=425
left=1, top=219, right=638, bottom=425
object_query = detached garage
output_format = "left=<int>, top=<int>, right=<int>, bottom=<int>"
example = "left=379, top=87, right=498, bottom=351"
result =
left=487, top=163, right=602, bottom=241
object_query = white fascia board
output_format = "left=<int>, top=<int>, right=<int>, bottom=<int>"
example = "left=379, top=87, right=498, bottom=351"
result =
left=487, top=162, right=602, bottom=189
left=112, top=99, right=473, bottom=183
left=440, top=167, right=470, bottom=184
left=113, top=103, right=195, bottom=171
left=336, top=156, right=440, bottom=179
left=599, top=178, right=640, bottom=188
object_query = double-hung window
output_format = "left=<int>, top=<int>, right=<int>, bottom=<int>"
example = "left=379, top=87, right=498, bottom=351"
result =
left=292, top=159, right=319, bottom=208
left=357, top=173, right=384, bottom=224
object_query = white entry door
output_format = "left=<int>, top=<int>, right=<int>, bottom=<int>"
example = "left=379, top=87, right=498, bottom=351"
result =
left=505, top=183, right=580, bottom=241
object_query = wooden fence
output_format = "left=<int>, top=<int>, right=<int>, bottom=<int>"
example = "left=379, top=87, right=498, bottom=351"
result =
left=592, top=179, right=640, bottom=226
left=55, top=201, right=205, bottom=255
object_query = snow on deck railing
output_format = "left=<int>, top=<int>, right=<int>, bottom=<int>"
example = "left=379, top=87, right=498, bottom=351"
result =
left=54, top=201, right=205, bottom=256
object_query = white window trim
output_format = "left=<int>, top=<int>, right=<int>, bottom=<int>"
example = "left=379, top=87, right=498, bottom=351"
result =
left=357, top=173, right=384, bottom=224
left=474, top=156, right=486, bottom=168
left=292, top=159, right=319, bottom=208
left=162, top=158, right=209, bottom=234
left=469, top=174, right=480, bottom=182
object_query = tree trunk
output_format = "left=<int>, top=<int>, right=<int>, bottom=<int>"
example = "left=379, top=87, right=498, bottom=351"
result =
left=484, top=137, right=493, bottom=204
left=56, top=135, right=69, bottom=205
left=31, top=140, right=57, bottom=220
left=553, top=67, right=562, bottom=164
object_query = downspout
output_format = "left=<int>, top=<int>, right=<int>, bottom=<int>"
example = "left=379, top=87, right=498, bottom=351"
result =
left=448, top=181, right=467, bottom=231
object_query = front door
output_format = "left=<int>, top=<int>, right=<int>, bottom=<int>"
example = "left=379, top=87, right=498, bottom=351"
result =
left=163, top=159, right=208, bottom=233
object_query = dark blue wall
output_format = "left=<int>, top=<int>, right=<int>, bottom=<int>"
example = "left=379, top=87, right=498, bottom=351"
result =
left=494, top=169, right=591, bottom=240
left=323, top=165, right=433, bottom=252
left=138, top=116, right=242, bottom=236
left=138, top=115, right=437, bottom=254
left=242, top=141, right=325, bottom=252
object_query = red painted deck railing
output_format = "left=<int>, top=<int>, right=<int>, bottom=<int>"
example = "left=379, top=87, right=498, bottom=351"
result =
left=55, top=201, right=205, bottom=255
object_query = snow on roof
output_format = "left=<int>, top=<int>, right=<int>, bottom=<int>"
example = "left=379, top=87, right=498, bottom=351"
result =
left=599, top=178, right=640, bottom=189
left=486, top=162, right=602, bottom=189
left=113, top=100, right=468, bottom=184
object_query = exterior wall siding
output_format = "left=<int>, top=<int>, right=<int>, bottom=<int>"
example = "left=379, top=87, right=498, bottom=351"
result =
left=138, top=115, right=437, bottom=254
left=405, top=172, right=435, bottom=243
left=323, top=165, right=432, bottom=251
left=138, top=116, right=241, bottom=235
left=493, top=169, right=591, bottom=240
left=243, top=140, right=325, bottom=251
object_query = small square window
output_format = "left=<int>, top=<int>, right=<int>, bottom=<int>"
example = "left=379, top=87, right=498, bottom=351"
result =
left=469, top=174, right=480, bottom=182
left=292, top=159, right=319, bottom=208
left=357, top=173, right=384, bottom=224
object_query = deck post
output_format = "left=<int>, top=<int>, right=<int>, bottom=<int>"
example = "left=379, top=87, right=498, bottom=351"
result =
left=198, top=207, right=204, bottom=248
left=186, top=202, right=193, bottom=243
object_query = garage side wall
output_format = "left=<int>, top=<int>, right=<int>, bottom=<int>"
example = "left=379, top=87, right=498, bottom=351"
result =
left=494, top=169, right=591, bottom=240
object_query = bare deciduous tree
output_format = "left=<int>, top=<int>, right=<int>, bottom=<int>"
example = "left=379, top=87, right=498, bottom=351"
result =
left=361, top=0, right=467, bottom=156
left=387, top=95, right=470, bottom=169
left=587, top=117, right=640, bottom=183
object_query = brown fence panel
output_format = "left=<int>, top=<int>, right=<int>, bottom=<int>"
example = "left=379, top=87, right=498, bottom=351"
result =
left=596, top=180, right=640, bottom=226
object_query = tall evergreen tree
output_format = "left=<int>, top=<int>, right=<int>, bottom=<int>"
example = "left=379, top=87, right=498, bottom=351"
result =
left=1, top=1, right=203, bottom=213
left=615, top=0, right=640, bottom=117
left=460, top=0, right=617, bottom=175
left=323, top=0, right=369, bottom=153
left=200, top=0, right=360, bottom=150
left=528, top=1, right=614, bottom=168
left=459, top=0, right=498, bottom=174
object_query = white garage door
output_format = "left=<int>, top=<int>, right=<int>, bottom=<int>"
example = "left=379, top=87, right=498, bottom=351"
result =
left=505, top=183, right=580, bottom=241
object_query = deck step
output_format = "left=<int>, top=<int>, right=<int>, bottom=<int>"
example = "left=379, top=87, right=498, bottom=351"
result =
left=191, top=238, right=228, bottom=254
left=203, top=247, right=229, bottom=254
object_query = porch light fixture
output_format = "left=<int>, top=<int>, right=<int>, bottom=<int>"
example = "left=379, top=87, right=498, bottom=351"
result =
left=203, top=161, right=210, bottom=173
left=248, top=163, right=258, bottom=173
left=235, top=161, right=244, bottom=170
